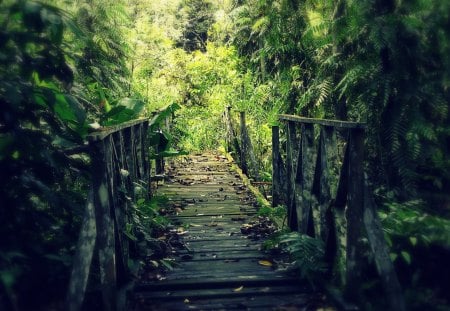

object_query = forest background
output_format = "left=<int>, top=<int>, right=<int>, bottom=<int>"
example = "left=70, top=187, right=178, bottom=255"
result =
left=0, top=0, right=449, bottom=310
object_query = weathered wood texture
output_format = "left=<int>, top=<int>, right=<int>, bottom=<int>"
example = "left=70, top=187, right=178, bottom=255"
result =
left=224, top=108, right=261, bottom=181
left=364, top=178, right=405, bottom=311
left=66, top=189, right=96, bottom=311
left=67, top=119, right=151, bottom=311
left=274, top=114, right=404, bottom=310
left=132, top=153, right=334, bottom=311
left=271, top=126, right=281, bottom=207
left=223, top=106, right=242, bottom=164
left=239, top=112, right=260, bottom=180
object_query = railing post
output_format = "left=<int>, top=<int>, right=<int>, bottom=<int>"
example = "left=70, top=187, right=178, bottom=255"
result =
left=364, top=180, right=405, bottom=311
left=345, top=127, right=365, bottom=300
left=312, top=127, right=332, bottom=241
left=296, top=124, right=315, bottom=236
left=239, top=111, right=249, bottom=175
left=66, top=189, right=96, bottom=311
left=224, top=107, right=241, bottom=161
left=141, top=121, right=151, bottom=197
left=272, top=125, right=281, bottom=207
left=89, top=137, right=117, bottom=311
left=286, top=121, right=298, bottom=230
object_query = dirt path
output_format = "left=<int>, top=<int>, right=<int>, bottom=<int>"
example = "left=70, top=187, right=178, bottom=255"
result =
left=132, top=153, right=333, bottom=310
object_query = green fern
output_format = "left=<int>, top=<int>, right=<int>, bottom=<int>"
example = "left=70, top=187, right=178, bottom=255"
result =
left=279, top=231, right=327, bottom=286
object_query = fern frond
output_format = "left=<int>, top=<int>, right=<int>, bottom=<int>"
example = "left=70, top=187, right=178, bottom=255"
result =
left=315, top=77, right=332, bottom=107
left=279, top=232, right=327, bottom=284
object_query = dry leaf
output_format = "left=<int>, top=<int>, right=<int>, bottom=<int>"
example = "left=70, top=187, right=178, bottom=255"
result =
left=258, top=260, right=273, bottom=267
left=233, top=285, right=244, bottom=292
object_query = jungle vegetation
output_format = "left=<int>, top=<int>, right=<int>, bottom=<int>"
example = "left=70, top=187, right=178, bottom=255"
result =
left=0, top=0, right=449, bottom=310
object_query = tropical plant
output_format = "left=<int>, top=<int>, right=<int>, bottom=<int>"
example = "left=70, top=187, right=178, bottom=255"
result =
left=278, top=231, right=327, bottom=287
left=0, top=1, right=90, bottom=309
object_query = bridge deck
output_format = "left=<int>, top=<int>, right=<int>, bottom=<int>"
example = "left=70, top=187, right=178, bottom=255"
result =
left=132, top=153, right=334, bottom=310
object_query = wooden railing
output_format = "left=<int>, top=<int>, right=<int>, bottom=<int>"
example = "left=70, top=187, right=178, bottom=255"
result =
left=67, top=119, right=151, bottom=311
left=272, top=114, right=405, bottom=310
left=223, top=107, right=259, bottom=180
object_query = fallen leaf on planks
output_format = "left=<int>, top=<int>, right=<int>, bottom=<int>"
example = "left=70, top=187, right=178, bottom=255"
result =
left=258, top=260, right=273, bottom=267
left=233, top=285, right=244, bottom=292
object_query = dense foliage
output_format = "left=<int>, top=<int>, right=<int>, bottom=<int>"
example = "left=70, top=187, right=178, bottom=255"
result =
left=136, top=0, right=450, bottom=309
left=1, top=0, right=449, bottom=309
left=0, top=0, right=145, bottom=309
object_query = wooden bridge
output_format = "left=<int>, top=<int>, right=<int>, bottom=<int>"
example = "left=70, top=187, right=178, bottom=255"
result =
left=66, top=111, right=405, bottom=311
left=132, top=153, right=333, bottom=310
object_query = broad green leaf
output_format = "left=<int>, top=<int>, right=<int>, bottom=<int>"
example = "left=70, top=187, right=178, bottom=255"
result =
left=116, top=98, right=145, bottom=114
left=54, top=94, right=77, bottom=123
left=401, top=251, right=411, bottom=265
left=64, top=95, right=86, bottom=125
left=149, top=103, right=180, bottom=130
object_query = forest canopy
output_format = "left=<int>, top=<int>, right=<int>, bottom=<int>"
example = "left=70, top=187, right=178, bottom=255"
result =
left=0, top=0, right=449, bottom=310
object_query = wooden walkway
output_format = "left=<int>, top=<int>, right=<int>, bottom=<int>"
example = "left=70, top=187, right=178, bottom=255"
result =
left=132, top=153, right=333, bottom=310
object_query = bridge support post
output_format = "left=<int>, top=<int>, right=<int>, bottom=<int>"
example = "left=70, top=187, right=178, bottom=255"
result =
left=90, top=138, right=117, bottom=311
left=286, top=121, right=298, bottom=231
left=239, top=112, right=249, bottom=175
left=345, top=128, right=364, bottom=301
left=272, top=125, right=281, bottom=207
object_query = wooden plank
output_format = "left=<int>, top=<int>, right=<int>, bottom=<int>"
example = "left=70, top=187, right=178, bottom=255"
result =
left=135, top=276, right=301, bottom=291
left=279, top=114, right=366, bottom=129
left=134, top=285, right=305, bottom=301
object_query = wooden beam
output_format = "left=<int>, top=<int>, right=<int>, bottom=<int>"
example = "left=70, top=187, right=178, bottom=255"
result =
left=296, top=124, right=315, bottom=236
left=279, top=114, right=366, bottom=129
left=90, top=139, right=117, bottom=311
left=335, top=143, right=349, bottom=210
left=345, top=128, right=365, bottom=301
left=364, top=180, right=405, bottom=311
left=87, top=118, right=149, bottom=142
left=239, top=112, right=249, bottom=175
left=286, top=121, right=298, bottom=231
left=312, top=127, right=332, bottom=241
left=66, top=189, right=96, bottom=311
left=272, top=126, right=281, bottom=207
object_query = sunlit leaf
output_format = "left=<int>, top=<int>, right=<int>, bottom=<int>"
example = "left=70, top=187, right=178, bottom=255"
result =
left=401, top=251, right=411, bottom=265
left=258, top=260, right=273, bottom=267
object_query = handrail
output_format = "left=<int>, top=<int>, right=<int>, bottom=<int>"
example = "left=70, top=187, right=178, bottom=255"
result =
left=87, top=118, right=149, bottom=141
left=273, top=115, right=404, bottom=310
left=223, top=107, right=259, bottom=180
left=67, top=118, right=152, bottom=311
left=279, top=114, right=366, bottom=129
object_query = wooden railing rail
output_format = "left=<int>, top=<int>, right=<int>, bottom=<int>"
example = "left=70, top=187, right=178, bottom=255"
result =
left=67, top=118, right=151, bottom=311
left=273, top=114, right=405, bottom=310
left=223, top=107, right=259, bottom=180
